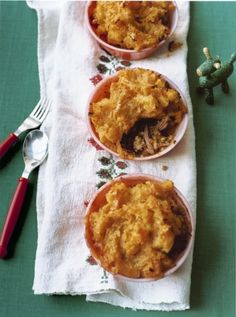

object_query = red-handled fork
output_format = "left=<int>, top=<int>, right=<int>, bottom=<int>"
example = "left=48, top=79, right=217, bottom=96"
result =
left=0, top=97, right=50, bottom=160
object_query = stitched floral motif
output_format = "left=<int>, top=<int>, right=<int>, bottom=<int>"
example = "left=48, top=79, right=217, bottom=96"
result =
left=89, top=50, right=132, bottom=86
left=86, top=255, right=97, bottom=266
left=100, top=270, right=109, bottom=284
left=83, top=200, right=89, bottom=207
left=87, top=137, right=103, bottom=151
left=86, top=256, right=109, bottom=284
left=115, top=161, right=128, bottom=169
left=86, top=257, right=109, bottom=284
left=96, top=52, right=131, bottom=75
left=89, top=74, right=103, bottom=85
left=87, top=140, right=129, bottom=188
left=96, top=154, right=128, bottom=189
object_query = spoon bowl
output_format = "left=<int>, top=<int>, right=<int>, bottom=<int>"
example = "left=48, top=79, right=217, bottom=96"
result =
left=22, top=130, right=48, bottom=177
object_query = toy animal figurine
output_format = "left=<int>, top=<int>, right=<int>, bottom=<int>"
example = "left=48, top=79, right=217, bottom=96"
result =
left=196, top=47, right=236, bottom=105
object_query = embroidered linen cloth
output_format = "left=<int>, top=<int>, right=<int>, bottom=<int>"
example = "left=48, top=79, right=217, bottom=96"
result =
left=27, top=0, right=196, bottom=311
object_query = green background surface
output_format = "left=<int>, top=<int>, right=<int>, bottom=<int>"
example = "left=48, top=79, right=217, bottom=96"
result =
left=0, top=1, right=235, bottom=316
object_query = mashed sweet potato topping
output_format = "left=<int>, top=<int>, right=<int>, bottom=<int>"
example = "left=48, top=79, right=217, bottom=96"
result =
left=92, top=1, right=175, bottom=51
left=85, top=180, right=190, bottom=279
left=89, top=68, right=187, bottom=159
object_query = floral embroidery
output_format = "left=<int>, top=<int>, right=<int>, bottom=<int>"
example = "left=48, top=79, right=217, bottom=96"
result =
left=115, top=161, right=128, bottom=169
left=96, top=154, right=128, bottom=189
left=86, top=255, right=97, bottom=266
left=87, top=137, right=103, bottom=151
left=114, top=66, right=124, bottom=72
left=90, top=74, right=103, bottom=86
left=96, top=168, right=112, bottom=180
left=90, top=50, right=132, bottom=86
left=120, top=60, right=132, bottom=67
left=87, top=140, right=129, bottom=189
left=99, top=55, right=110, bottom=63
left=96, top=51, right=131, bottom=76
left=96, top=181, right=107, bottom=189
left=100, top=270, right=109, bottom=284
left=86, top=256, right=109, bottom=284
left=83, top=200, right=89, bottom=207
left=98, top=156, right=111, bottom=165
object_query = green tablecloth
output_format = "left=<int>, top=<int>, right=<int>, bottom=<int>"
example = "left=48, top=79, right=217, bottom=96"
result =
left=0, top=2, right=235, bottom=316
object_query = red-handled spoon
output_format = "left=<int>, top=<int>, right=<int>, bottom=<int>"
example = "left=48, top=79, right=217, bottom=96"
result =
left=0, top=130, right=48, bottom=258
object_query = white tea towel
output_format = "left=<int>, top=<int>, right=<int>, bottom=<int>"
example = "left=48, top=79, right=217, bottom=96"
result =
left=27, top=0, right=196, bottom=311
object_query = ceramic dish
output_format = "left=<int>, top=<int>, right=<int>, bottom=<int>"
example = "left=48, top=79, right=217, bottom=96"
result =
left=87, top=68, right=188, bottom=161
left=86, top=1, right=178, bottom=61
left=84, top=174, right=194, bottom=282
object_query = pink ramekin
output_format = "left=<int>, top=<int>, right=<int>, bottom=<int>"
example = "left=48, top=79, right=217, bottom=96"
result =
left=84, top=174, right=194, bottom=282
left=85, top=1, right=179, bottom=61
left=86, top=70, right=189, bottom=161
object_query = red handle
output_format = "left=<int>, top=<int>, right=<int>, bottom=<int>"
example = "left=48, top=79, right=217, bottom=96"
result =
left=0, top=177, right=29, bottom=258
left=0, top=133, right=19, bottom=160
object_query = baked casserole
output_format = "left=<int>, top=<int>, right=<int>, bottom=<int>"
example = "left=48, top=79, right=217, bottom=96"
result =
left=89, top=68, right=187, bottom=159
left=91, top=1, right=175, bottom=51
left=85, top=178, right=191, bottom=279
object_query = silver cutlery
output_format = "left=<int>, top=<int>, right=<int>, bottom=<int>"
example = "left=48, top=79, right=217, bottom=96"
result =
left=0, top=97, right=50, bottom=160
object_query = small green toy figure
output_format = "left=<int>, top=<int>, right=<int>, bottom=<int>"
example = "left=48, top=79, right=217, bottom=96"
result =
left=196, top=47, right=236, bottom=105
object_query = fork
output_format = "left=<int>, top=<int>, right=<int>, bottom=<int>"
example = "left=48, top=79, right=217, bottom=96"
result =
left=0, top=97, right=50, bottom=161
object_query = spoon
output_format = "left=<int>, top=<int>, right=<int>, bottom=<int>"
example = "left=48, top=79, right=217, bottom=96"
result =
left=0, top=130, right=48, bottom=258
